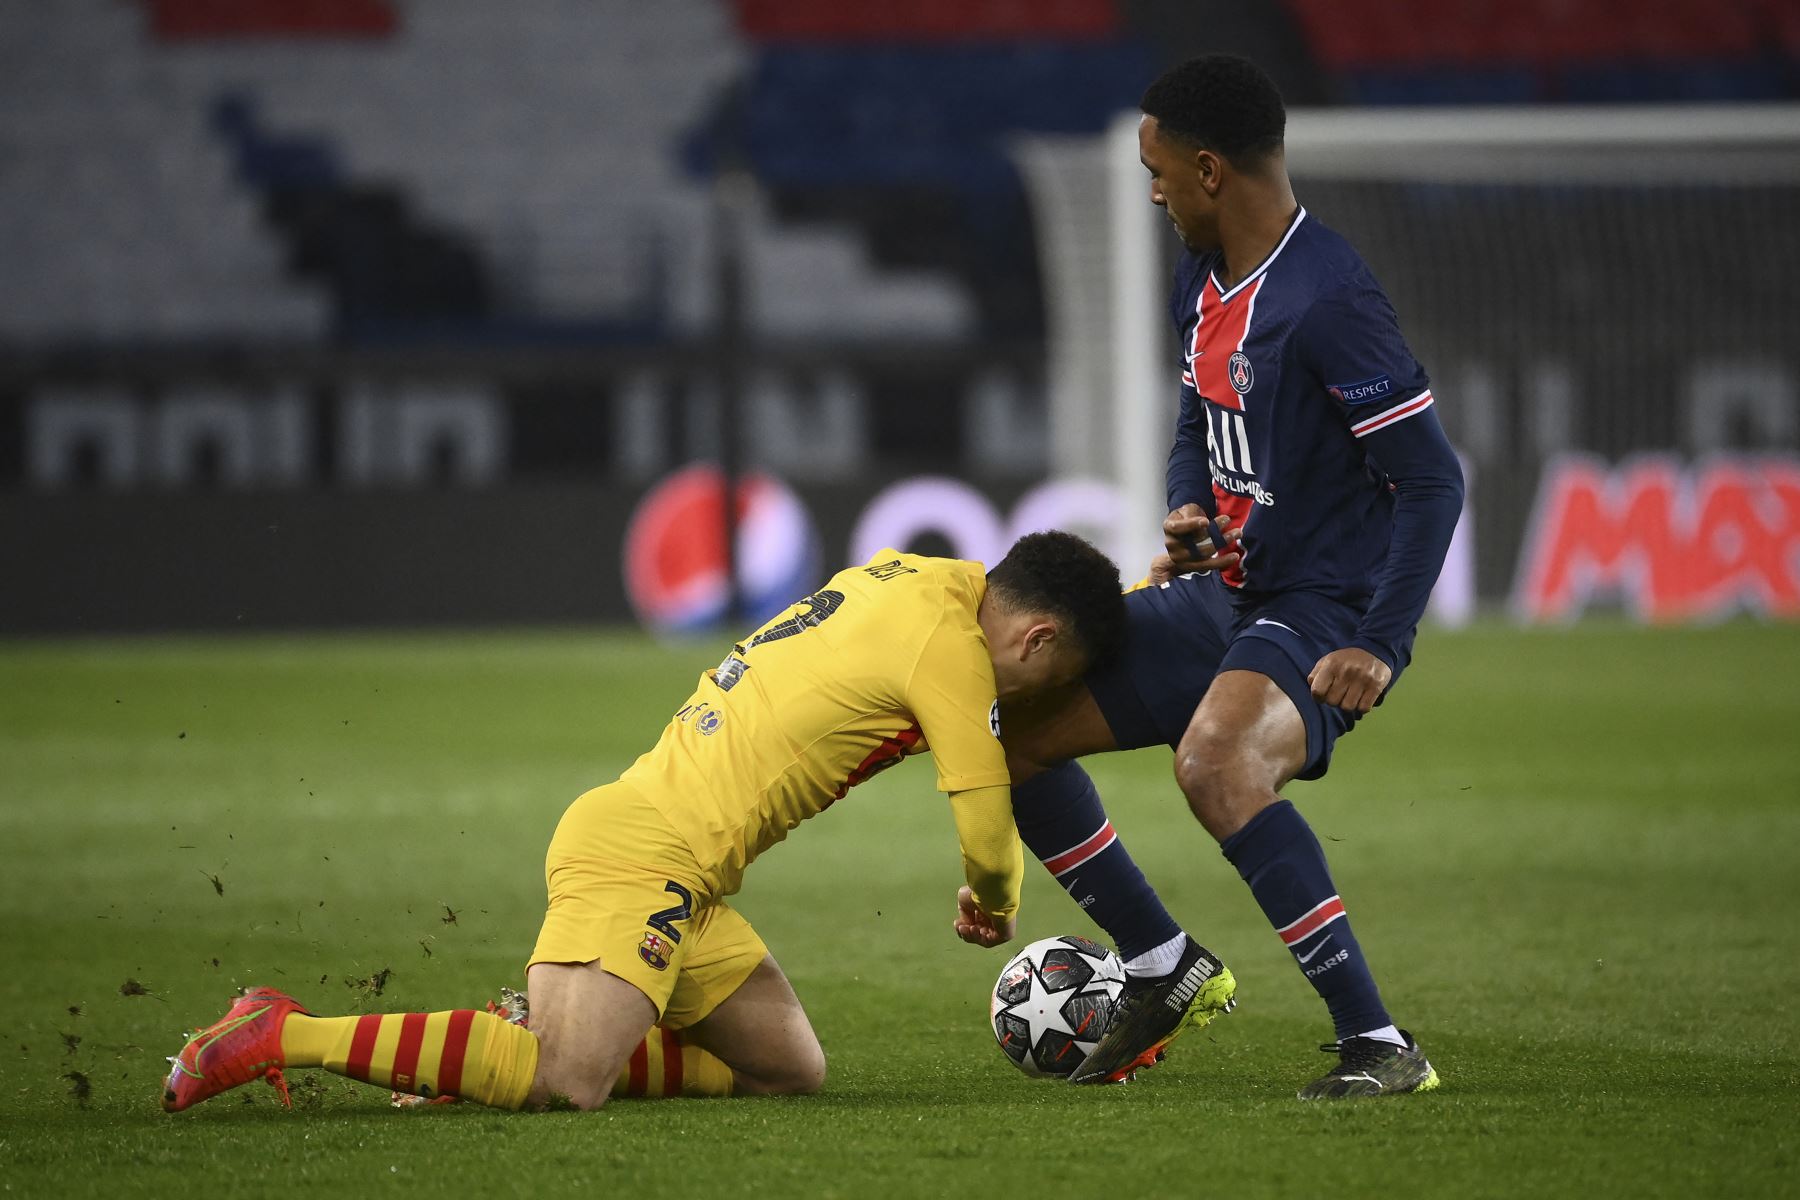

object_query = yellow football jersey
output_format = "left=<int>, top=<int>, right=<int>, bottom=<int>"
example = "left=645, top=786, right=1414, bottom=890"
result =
left=621, top=549, right=1021, bottom=917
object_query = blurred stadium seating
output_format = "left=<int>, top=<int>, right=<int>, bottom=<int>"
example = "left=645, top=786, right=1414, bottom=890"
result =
left=0, top=0, right=986, bottom=345
left=1284, top=0, right=1797, bottom=104
left=0, top=0, right=329, bottom=342
left=143, top=0, right=399, bottom=39
left=3, top=0, right=1792, bottom=349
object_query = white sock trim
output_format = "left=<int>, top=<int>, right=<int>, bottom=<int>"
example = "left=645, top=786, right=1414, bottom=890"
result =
left=1354, top=1024, right=1407, bottom=1048
left=1122, top=933, right=1188, bottom=978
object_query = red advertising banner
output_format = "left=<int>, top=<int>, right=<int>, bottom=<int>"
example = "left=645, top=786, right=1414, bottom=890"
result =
left=1514, top=456, right=1800, bottom=623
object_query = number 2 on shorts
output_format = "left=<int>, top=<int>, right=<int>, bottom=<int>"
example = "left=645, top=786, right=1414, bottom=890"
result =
left=646, top=880, right=694, bottom=944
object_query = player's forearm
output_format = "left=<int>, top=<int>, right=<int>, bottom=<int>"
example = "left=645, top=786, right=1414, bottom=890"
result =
left=1164, top=400, right=1213, bottom=513
left=1353, top=445, right=1464, bottom=665
left=950, top=784, right=1024, bottom=919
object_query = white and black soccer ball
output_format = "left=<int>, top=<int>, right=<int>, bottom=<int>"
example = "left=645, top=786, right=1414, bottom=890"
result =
left=990, top=935, right=1125, bottom=1077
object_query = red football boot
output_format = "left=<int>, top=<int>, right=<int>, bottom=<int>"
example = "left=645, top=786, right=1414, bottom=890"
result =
left=162, top=987, right=310, bottom=1112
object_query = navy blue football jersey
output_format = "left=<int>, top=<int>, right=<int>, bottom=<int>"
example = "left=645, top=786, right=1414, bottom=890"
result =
left=1163, top=207, right=1463, bottom=667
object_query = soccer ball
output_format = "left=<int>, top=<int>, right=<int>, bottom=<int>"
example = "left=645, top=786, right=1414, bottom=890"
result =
left=990, top=935, right=1125, bottom=1077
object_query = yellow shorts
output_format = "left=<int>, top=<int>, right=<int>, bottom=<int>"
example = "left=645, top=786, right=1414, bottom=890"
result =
left=528, top=781, right=767, bottom=1030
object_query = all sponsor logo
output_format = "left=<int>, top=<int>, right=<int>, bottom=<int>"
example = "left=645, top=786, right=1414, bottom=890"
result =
left=1294, top=935, right=1334, bottom=964
left=1164, top=956, right=1217, bottom=1011
left=621, top=456, right=1800, bottom=639
left=1514, top=456, right=1800, bottom=623
left=713, top=653, right=749, bottom=692
left=676, top=701, right=720, bottom=731
left=1304, top=948, right=1349, bottom=979
left=626, top=475, right=1135, bottom=636
left=1327, top=376, right=1394, bottom=405
left=623, top=464, right=820, bottom=636
left=1210, top=463, right=1277, bottom=507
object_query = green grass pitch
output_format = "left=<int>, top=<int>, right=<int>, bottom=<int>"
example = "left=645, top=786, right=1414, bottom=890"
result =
left=3, top=620, right=1797, bottom=1197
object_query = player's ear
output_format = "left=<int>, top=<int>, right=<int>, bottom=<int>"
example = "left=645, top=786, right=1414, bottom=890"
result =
left=1022, top=620, right=1058, bottom=659
left=1196, top=148, right=1223, bottom=195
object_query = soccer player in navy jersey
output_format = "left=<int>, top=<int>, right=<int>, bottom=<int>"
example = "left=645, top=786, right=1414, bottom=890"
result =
left=988, top=54, right=1463, bottom=1099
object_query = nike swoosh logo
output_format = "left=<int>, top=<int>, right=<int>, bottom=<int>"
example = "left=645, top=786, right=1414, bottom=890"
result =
left=1294, top=934, right=1334, bottom=964
left=1255, top=618, right=1297, bottom=634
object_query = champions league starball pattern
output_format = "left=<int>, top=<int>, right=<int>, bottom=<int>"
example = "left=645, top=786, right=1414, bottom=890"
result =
left=990, top=936, right=1126, bottom=1077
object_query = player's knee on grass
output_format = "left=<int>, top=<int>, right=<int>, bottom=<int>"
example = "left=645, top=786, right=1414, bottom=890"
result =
left=737, top=1037, right=826, bottom=1096
left=793, top=1043, right=828, bottom=1094
left=525, top=961, right=657, bottom=1111
left=779, top=1033, right=828, bottom=1095
left=684, top=955, right=827, bottom=1096
left=716, top=999, right=827, bottom=1096
left=532, top=1045, right=614, bottom=1111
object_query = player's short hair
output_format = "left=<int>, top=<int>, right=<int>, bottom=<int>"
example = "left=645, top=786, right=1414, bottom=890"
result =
left=986, top=531, right=1127, bottom=669
left=1140, top=54, right=1286, bottom=167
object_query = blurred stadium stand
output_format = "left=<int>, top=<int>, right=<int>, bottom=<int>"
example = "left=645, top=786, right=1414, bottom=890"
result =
left=0, top=0, right=987, bottom=347
left=1, top=0, right=1794, bottom=351
left=0, top=0, right=330, bottom=342
left=1284, top=0, right=1799, bottom=104
left=143, top=0, right=400, bottom=39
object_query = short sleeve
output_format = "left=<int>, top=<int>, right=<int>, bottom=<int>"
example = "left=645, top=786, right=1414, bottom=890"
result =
left=904, top=613, right=1010, bottom=795
left=1295, top=278, right=1432, bottom=434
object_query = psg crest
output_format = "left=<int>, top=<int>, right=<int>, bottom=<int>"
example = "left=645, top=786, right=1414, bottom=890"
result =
left=1228, top=351, right=1254, bottom=395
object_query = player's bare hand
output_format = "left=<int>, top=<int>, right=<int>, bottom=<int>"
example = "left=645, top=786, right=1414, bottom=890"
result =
left=1162, top=504, right=1241, bottom=575
left=953, top=885, right=1017, bottom=948
left=1308, top=647, right=1392, bottom=714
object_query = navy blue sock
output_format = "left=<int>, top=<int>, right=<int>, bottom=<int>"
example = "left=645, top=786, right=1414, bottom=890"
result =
left=1010, top=762, right=1184, bottom=961
left=1220, top=799, right=1393, bottom=1040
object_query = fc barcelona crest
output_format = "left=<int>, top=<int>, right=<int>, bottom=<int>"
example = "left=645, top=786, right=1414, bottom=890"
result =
left=1228, top=351, right=1254, bottom=395
left=638, top=931, right=673, bottom=971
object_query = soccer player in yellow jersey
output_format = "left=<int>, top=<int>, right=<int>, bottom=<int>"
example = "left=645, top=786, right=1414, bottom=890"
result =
left=161, top=531, right=1128, bottom=1113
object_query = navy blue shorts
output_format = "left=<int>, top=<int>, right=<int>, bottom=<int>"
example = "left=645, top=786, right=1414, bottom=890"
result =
left=1217, top=590, right=1412, bottom=781
left=1086, top=573, right=1233, bottom=752
left=1087, top=579, right=1406, bottom=781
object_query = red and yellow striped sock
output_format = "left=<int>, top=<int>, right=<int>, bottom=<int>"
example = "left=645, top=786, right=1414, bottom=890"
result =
left=280, top=1010, right=539, bottom=1109
left=612, top=1027, right=734, bottom=1098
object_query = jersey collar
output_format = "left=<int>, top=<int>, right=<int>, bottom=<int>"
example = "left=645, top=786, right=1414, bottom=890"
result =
left=1210, top=206, right=1307, bottom=303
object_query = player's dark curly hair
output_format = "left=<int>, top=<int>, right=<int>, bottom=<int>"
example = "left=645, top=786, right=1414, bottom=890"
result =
left=986, top=531, right=1127, bottom=669
left=1140, top=54, right=1286, bottom=166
